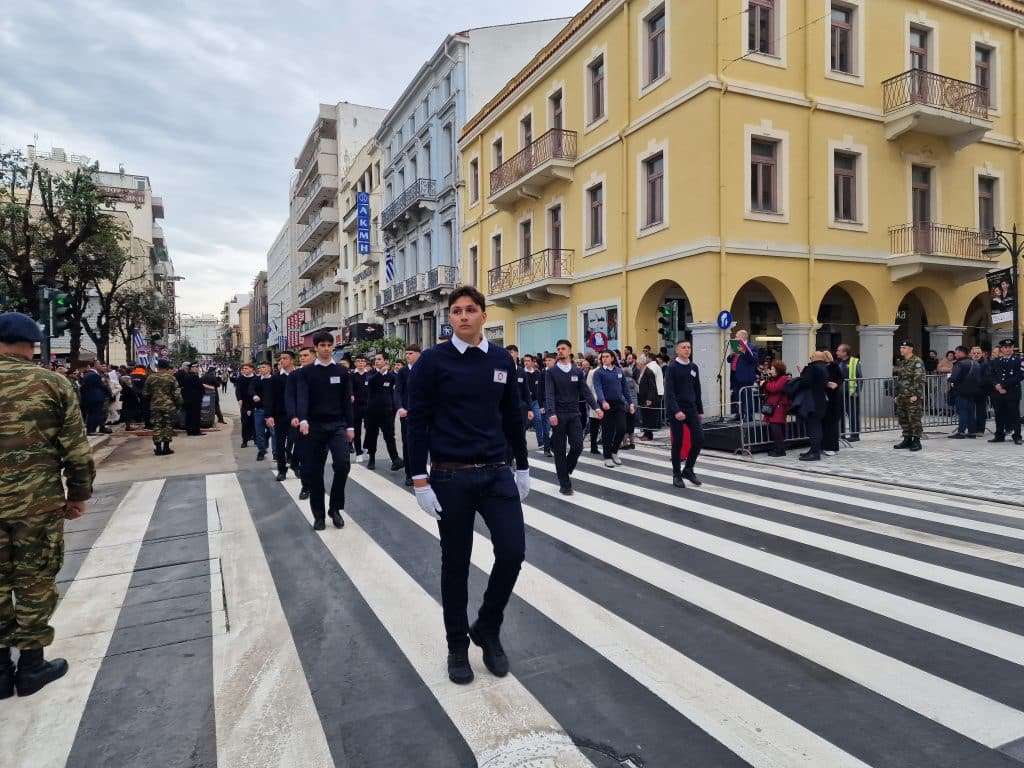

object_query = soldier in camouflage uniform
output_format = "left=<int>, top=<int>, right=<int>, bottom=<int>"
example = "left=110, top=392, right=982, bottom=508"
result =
left=144, top=359, right=183, bottom=456
left=894, top=338, right=926, bottom=452
left=0, top=312, right=95, bottom=698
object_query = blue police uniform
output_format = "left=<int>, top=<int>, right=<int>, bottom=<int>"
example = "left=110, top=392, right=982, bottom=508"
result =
left=990, top=343, right=1023, bottom=443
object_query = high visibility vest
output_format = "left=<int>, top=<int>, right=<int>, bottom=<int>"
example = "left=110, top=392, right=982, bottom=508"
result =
left=846, top=357, right=860, bottom=394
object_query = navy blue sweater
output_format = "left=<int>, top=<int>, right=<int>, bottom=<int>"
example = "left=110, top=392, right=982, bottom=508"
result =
left=664, top=360, right=704, bottom=415
left=592, top=366, right=630, bottom=404
left=544, top=365, right=598, bottom=415
left=407, top=342, right=528, bottom=475
left=295, top=363, right=354, bottom=426
left=365, top=368, right=397, bottom=412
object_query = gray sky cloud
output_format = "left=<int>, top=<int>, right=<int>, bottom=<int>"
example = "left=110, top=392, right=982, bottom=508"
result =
left=1, top=0, right=581, bottom=314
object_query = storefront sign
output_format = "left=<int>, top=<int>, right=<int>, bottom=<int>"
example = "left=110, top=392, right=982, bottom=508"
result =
left=356, top=191, right=372, bottom=256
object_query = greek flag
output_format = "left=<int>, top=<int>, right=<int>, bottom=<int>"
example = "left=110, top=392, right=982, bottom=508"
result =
left=132, top=330, right=149, bottom=367
left=385, top=246, right=395, bottom=284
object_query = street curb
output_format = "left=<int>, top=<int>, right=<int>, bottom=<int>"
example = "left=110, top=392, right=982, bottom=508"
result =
left=87, top=434, right=111, bottom=452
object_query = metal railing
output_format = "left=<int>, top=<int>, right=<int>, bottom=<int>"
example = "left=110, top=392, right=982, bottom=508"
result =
left=427, top=264, right=459, bottom=289
left=489, top=129, right=578, bottom=195
left=882, top=69, right=989, bottom=120
left=488, top=248, right=573, bottom=294
left=381, top=179, right=437, bottom=228
left=888, top=223, right=995, bottom=261
left=404, top=273, right=427, bottom=295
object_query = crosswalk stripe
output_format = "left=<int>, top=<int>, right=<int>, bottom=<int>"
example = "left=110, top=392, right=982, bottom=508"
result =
left=531, top=475, right=1024, bottom=666
left=277, top=473, right=593, bottom=768
left=549, top=457, right=1024, bottom=608
left=206, top=473, right=335, bottom=768
left=0, top=479, right=164, bottom=768
left=348, top=467, right=873, bottom=768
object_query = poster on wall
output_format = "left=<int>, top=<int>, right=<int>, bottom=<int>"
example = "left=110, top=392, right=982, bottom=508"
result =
left=581, top=306, right=618, bottom=350
left=988, top=267, right=1015, bottom=325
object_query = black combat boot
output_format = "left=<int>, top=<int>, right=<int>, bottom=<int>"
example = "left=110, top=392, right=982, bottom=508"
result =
left=153, top=441, right=164, bottom=456
left=14, top=648, right=68, bottom=697
left=672, top=474, right=686, bottom=489
left=908, top=437, right=922, bottom=452
left=0, top=647, right=14, bottom=699
left=682, top=468, right=703, bottom=486
left=162, top=441, right=174, bottom=455
left=893, top=437, right=911, bottom=449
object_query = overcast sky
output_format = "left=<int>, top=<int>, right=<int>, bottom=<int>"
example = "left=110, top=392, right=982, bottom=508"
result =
left=0, top=0, right=581, bottom=315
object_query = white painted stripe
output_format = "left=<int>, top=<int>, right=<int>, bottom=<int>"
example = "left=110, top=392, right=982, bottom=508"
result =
left=206, top=473, right=335, bottom=768
left=533, top=476, right=1024, bottom=666
left=348, top=468, right=871, bottom=768
left=559, top=457, right=1024, bottom=609
left=0, top=479, right=164, bottom=768
left=278, top=474, right=593, bottom=768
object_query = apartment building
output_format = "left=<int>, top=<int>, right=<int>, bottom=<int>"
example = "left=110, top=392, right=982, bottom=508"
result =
left=459, top=0, right=1024, bottom=413
left=266, top=221, right=291, bottom=357
left=177, top=314, right=220, bottom=356
left=250, top=270, right=269, bottom=362
left=375, top=19, right=570, bottom=346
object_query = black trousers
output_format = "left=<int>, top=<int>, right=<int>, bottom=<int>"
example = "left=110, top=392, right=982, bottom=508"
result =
left=303, top=422, right=351, bottom=518
left=364, top=408, right=399, bottom=460
left=293, top=430, right=307, bottom=483
left=431, top=465, right=525, bottom=652
left=600, top=401, right=626, bottom=458
left=240, top=409, right=254, bottom=444
left=400, top=416, right=410, bottom=478
left=85, top=403, right=106, bottom=433
left=588, top=417, right=601, bottom=451
left=352, top=404, right=366, bottom=456
left=273, top=421, right=297, bottom=473
left=993, top=390, right=1021, bottom=438
left=802, top=414, right=823, bottom=455
left=669, top=407, right=703, bottom=476
left=768, top=421, right=786, bottom=453
left=184, top=400, right=202, bottom=435
left=550, top=413, right=584, bottom=485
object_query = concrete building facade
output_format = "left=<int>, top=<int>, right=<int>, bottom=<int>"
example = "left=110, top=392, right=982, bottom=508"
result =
left=266, top=221, right=292, bottom=356
left=250, top=270, right=269, bottom=362
left=177, top=314, right=220, bottom=356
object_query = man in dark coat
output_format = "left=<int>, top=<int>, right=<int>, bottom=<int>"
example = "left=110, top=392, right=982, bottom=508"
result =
left=79, top=361, right=111, bottom=435
left=792, top=352, right=828, bottom=461
left=234, top=363, right=258, bottom=448
left=180, top=363, right=206, bottom=437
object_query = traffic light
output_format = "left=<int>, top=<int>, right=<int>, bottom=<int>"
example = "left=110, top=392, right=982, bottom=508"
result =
left=658, top=303, right=675, bottom=344
left=49, top=290, right=71, bottom=337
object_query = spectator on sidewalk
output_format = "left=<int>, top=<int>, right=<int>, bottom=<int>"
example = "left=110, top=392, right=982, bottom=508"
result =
left=970, top=346, right=990, bottom=437
left=822, top=351, right=843, bottom=456
left=836, top=344, right=862, bottom=441
left=727, top=329, right=759, bottom=421
left=936, top=350, right=955, bottom=375
left=637, top=357, right=659, bottom=441
left=948, top=346, right=981, bottom=439
left=793, top=351, right=828, bottom=461
left=759, top=360, right=792, bottom=456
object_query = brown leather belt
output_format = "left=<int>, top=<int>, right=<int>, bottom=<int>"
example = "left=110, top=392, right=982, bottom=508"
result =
left=431, top=461, right=507, bottom=472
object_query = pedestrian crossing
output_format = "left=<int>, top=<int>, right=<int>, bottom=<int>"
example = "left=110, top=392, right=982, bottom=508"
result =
left=4, top=444, right=1024, bottom=766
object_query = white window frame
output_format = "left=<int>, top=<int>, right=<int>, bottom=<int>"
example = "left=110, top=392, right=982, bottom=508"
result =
left=582, top=173, right=608, bottom=256
left=973, top=164, right=1004, bottom=234
left=639, top=1, right=670, bottom=97
left=970, top=33, right=1001, bottom=114
left=490, top=230, right=503, bottom=271
left=467, top=154, right=480, bottom=205
left=467, top=242, right=479, bottom=287
left=519, top=109, right=535, bottom=150
left=742, top=0, right=788, bottom=69
left=636, top=139, right=670, bottom=237
left=904, top=12, right=938, bottom=73
left=491, top=134, right=505, bottom=170
left=904, top=157, right=942, bottom=228
left=518, top=213, right=534, bottom=261
left=583, top=45, right=609, bottom=134
left=744, top=122, right=790, bottom=223
left=827, top=137, right=868, bottom=232
left=547, top=81, right=566, bottom=131
left=545, top=196, right=566, bottom=251
left=824, top=0, right=864, bottom=86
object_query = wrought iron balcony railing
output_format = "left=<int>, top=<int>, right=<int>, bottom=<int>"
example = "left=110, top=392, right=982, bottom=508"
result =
left=490, top=129, right=578, bottom=196
left=882, top=69, right=989, bottom=120
left=888, top=222, right=995, bottom=261
left=427, top=264, right=459, bottom=289
left=381, top=179, right=437, bottom=228
left=488, top=249, right=573, bottom=294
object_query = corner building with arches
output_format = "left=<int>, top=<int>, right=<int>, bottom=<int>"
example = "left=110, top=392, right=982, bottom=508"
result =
left=457, top=0, right=1024, bottom=415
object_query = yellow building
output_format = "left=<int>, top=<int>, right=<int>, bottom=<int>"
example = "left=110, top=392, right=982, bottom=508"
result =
left=459, top=0, right=1024, bottom=412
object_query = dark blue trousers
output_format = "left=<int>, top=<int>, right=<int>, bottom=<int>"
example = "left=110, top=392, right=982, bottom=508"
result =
left=302, top=422, right=351, bottom=518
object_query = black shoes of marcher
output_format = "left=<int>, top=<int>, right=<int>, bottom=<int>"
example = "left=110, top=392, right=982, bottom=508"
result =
left=330, top=509, right=344, bottom=528
left=275, top=471, right=287, bottom=481
left=847, top=435, right=860, bottom=442
left=256, top=452, right=266, bottom=461
left=799, top=453, right=821, bottom=461
left=468, top=622, right=509, bottom=677
left=312, top=519, right=326, bottom=531
left=682, top=469, right=702, bottom=486
left=404, top=477, right=414, bottom=486
left=447, top=651, right=474, bottom=685
left=241, top=441, right=248, bottom=448
left=989, top=435, right=1006, bottom=442
left=948, top=433, right=965, bottom=439
left=0, top=648, right=13, bottom=699
left=391, top=459, right=405, bottom=472
left=162, top=441, right=174, bottom=455
left=99, top=427, right=113, bottom=434
left=672, top=475, right=686, bottom=489
left=893, top=438, right=911, bottom=449
left=367, top=458, right=376, bottom=470
left=1015, top=437, right=1023, bottom=446
left=559, top=482, right=573, bottom=495
left=299, top=488, right=310, bottom=500
left=909, top=438, right=922, bottom=452
left=14, top=648, right=68, bottom=697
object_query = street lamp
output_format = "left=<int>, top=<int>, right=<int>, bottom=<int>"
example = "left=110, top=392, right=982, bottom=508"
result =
left=982, top=224, right=1022, bottom=350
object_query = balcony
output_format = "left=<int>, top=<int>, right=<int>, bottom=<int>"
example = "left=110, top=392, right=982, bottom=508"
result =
left=151, top=196, right=165, bottom=220
left=295, top=106, right=338, bottom=171
left=381, top=179, right=437, bottom=229
left=296, top=174, right=339, bottom=224
left=152, top=223, right=165, bottom=246
left=297, top=240, right=341, bottom=280
left=882, top=69, right=992, bottom=150
left=888, top=223, right=999, bottom=283
left=300, top=312, right=343, bottom=335
left=376, top=265, right=460, bottom=313
left=342, top=201, right=360, bottom=233
left=488, top=129, right=578, bottom=211
left=296, top=206, right=339, bottom=252
left=301, top=277, right=342, bottom=305
left=487, top=249, right=573, bottom=307
left=426, top=264, right=459, bottom=290
left=294, top=139, right=339, bottom=197
left=334, top=265, right=352, bottom=285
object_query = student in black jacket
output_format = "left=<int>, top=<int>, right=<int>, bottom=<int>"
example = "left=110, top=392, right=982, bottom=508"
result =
left=262, top=350, right=299, bottom=481
left=234, top=363, right=257, bottom=448
left=408, top=286, right=530, bottom=686
left=350, top=356, right=371, bottom=462
left=295, top=333, right=355, bottom=531
left=544, top=340, right=600, bottom=494
left=394, top=343, right=420, bottom=486
left=663, top=340, right=704, bottom=488
left=286, top=347, right=315, bottom=498
left=363, top=353, right=403, bottom=472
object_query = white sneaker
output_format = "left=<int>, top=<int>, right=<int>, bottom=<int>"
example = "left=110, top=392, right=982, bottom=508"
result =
left=604, top=458, right=616, bottom=468
left=823, top=450, right=837, bottom=456
left=612, top=454, right=622, bottom=465
left=355, top=454, right=365, bottom=463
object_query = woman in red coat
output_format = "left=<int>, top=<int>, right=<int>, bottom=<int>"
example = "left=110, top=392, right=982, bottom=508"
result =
left=759, top=360, right=792, bottom=456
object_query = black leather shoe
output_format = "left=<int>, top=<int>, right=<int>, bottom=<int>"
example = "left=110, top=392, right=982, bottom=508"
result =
left=0, top=649, right=13, bottom=700
left=543, top=449, right=552, bottom=457
left=799, top=453, right=821, bottom=461
left=312, top=519, right=326, bottom=531
left=241, top=441, right=248, bottom=448
left=672, top=475, right=685, bottom=489
left=391, top=459, right=405, bottom=472
left=682, top=469, right=702, bottom=487
left=276, top=471, right=287, bottom=481
left=404, top=477, right=414, bottom=486
left=989, top=436, right=1006, bottom=443
left=1015, top=437, right=1023, bottom=446
left=558, top=483, right=573, bottom=495
left=367, top=458, right=376, bottom=470
left=14, top=648, right=68, bottom=697
left=447, top=651, right=474, bottom=685
left=256, top=452, right=266, bottom=461
left=162, top=441, right=174, bottom=455
left=299, top=488, right=310, bottom=500
left=468, top=622, right=509, bottom=677
left=330, top=509, right=344, bottom=529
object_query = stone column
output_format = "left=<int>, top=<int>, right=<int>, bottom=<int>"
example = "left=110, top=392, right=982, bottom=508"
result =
left=925, top=325, right=967, bottom=357
left=777, top=323, right=815, bottom=369
left=857, top=324, right=901, bottom=378
left=690, top=322, right=728, bottom=418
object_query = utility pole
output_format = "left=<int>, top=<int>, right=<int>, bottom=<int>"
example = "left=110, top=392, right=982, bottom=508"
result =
left=982, top=224, right=1022, bottom=350
left=37, top=286, right=50, bottom=365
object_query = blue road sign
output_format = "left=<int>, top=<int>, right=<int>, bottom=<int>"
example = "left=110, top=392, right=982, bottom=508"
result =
left=440, top=323, right=453, bottom=338
left=356, top=191, right=370, bottom=205
left=717, top=310, right=733, bottom=330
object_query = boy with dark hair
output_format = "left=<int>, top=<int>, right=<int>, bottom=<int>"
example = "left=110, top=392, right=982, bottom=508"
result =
left=395, top=343, right=421, bottom=485
left=545, top=340, right=600, bottom=494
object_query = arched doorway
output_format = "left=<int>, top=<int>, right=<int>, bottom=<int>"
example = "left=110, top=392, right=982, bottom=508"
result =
left=895, top=286, right=949, bottom=358
left=729, top=277, right=799, bottom=362
left=816, top=285, right=863, bottom=354
left=635, top=279, right=694, bottom=355
left=963, top=292, right=992, bottom=350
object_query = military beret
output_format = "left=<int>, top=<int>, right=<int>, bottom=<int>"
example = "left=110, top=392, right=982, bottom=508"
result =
left=899, top=339, right=915, bottom=348
left=156, top=359, right=172, bottom=369
left=998, top=338, right=1015, bottom=347
left=0, top=312, right=43, bottom=344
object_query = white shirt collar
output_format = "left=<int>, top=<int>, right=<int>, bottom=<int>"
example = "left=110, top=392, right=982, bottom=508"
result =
left=451, top=335, right=489, bottom=355
left=556, top=362, right=572, bottom=372
left=676, top=357, right=691, bottom=365
left=603, top=364, right=614, bottom=371
left=314, top=359, right=333, bottom=367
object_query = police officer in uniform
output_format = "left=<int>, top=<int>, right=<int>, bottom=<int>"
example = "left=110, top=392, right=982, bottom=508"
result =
left=408, top=287, right=529, bottom=685
left=989, top=338, right=1023, bottom=444
left=893, top=339, right=925, bottom=452
left=0, top=312, right=95, bottom=698
left=145, top=359, right=184, bottom=456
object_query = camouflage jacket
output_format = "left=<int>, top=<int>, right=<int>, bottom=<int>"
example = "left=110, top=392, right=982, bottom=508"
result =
left=0, top=353, right=95, bottom=518
left=895, top=355, right=926, bottom=399
left=144, top=370, right=183, bottom=411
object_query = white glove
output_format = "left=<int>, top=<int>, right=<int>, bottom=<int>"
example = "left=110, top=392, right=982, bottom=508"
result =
left=514, top=469, right=530, bottom=502
left=414, top=485, right=442, bottom=520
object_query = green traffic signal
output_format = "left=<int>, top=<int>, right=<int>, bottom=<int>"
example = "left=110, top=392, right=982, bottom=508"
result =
left=658, top=303, right=674, bottom=340
left=50, top=291, right=71, bottom=337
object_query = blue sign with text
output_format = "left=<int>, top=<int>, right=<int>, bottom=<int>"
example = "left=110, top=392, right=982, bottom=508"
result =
left=356, top=192, right=372, bottom=260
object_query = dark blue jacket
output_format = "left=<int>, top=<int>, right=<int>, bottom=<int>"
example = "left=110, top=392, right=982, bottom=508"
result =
left=295, top=362, right=354, bottom=426
left=544, top=365, right=597, bottom=415
left=728, top=341, right=759, bottom=388
left=365, top=368, right=397, bottom=412
left=664, top=360, right=703, bottom=415
left=395, top=364, right=412, bottom=411
left=79, top=369, right=109, bottom=406
left=592, top=366, right=630, bottom=404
